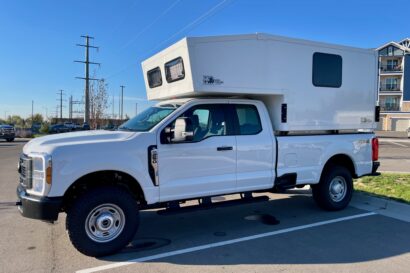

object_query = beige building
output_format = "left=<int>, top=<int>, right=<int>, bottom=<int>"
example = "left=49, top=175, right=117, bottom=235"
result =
left=376, top=38, right=410, bottom=131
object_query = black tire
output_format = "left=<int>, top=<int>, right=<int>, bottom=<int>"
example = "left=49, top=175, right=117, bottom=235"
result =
left=311, top=165, right=353, bottom=211
left=66, top=186, right=139, bottom=257
left=6, top=138, right=14, bottom=142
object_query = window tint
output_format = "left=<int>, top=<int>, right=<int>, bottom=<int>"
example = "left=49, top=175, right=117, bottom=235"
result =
left=165, top=57, right=185, bottom=83
left=312, top=52, right=342, bottom=88
left=169, top=104, right=227, bottom=142
left=147, top=67, right=162, bottom=88
left=235, top=105, right=262, bottom=135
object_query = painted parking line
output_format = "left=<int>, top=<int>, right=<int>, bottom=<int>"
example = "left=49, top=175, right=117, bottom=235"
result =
left=390, top=141, right=409, bottom=147
left=76, top=212, right=376, bottom=273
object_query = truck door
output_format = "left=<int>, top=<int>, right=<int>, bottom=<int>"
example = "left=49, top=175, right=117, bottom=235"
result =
left=231, top=103, right=275, bottom=191
left=157, top=103, right=237, bottom=202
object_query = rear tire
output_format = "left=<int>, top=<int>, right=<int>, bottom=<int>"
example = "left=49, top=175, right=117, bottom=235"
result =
left=6, top=138, right=14, bottom=142
left=66, top=186, right=139, bottom=257
left=311, top=165, right=353, bottom=211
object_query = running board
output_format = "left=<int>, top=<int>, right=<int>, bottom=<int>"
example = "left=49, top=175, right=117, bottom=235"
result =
left=157, top=193, right=269, bottom=215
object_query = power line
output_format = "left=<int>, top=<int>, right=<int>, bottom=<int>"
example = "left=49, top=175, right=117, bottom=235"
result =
left=105, top=0, right=234, bottom=80
left=75, top=35, right=100, bottom=124
left=119, top=0, right=182, bottom=50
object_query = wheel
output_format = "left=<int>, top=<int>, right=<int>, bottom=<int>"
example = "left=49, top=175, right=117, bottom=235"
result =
left=6, top=138, right=14, bottom=142
left=311, top=165, right=353, bottom=211
left=66, top=186, right=139, bottom=257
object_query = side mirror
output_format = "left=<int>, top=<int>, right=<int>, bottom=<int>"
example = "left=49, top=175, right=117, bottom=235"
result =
left=172, top=117, right=194, bottom=142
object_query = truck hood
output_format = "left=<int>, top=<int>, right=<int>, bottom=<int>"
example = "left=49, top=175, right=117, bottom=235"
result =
left=23, top=130, right=136, bottom=155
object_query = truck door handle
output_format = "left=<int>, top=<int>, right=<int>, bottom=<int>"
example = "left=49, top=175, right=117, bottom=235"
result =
left=217, top=146, right=233, bottom=151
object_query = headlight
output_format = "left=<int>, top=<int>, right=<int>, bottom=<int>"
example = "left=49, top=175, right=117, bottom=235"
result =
left=27, top=155, right=52, bottom=196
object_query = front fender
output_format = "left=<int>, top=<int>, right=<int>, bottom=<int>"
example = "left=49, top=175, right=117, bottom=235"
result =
left=47, top=136, right=159, bottom=204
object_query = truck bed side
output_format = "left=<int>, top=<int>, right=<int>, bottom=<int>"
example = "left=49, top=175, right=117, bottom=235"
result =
left=276, top=133, right=374, bottom=185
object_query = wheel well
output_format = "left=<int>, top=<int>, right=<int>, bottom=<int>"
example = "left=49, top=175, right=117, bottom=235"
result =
left=61, top=170, right=146, bottom=211
left=322, top=154, right=356, bottom=179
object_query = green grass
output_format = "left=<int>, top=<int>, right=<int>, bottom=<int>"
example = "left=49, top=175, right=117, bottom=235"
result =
left=354, top=173, right=410, bottom=204
left=32, top=134, right=47, bottom=138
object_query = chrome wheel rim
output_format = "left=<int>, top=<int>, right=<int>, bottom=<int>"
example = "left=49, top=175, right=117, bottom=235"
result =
left=85, top=203, right=125, bottom=243
left=329, top=176, right=347, bottom=202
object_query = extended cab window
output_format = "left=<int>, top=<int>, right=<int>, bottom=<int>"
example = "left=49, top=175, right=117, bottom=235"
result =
left=169, top=104, right=228, bottom=142
left=312, top=52, right=342, bottom=88
left=234, top=104, right=262, bottom=135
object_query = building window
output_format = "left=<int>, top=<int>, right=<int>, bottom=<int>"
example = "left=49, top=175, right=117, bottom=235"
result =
left=385, top=78, right=399, bottom=90
left=388, top=46, right=393, bottom=56
left=312, top=52, right=342, bottom=88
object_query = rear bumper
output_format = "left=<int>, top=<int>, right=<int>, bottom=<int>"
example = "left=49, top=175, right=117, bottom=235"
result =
left=16, top=184, right=62, bottom=222
left=372, top=161, right=380, bottom=174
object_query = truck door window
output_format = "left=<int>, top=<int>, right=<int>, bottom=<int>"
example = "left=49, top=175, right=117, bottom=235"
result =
left=234, top=104, right=262, bottom=135
left=167, top=104, right=228, bottom=142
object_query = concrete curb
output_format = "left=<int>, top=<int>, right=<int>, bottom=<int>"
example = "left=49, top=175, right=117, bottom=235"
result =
left=351, top=192, right=410, bottom=223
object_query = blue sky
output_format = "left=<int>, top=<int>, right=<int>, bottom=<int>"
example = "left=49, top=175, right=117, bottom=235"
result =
left=1, top=0, right=409, bottom=119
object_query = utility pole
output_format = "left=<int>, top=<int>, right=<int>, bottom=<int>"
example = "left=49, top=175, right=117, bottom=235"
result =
left=120, top=85, right=125, bottom=120
left=75, top=35, right=100, bottom=124
left=69, top=95, right=73, bottom=120
left=135, top=103, right=138, bottom=116
left=57, top=90, right=65, bottom=121
left=31, top=100, right=34, bottom=125
left=112, top=96, right=115, bottom=119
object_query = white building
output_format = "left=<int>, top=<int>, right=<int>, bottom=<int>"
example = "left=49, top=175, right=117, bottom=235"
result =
left=376, top=38, right=410, bottom=131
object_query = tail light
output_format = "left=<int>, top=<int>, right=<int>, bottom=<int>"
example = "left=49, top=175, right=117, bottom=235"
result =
left=372, top=138, right=379, bottom=161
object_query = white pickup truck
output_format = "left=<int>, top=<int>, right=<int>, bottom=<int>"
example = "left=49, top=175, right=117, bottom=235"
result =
left=16, top=34, right=380, bottom=257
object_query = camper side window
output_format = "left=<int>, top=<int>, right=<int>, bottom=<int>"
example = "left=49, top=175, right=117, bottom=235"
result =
left=312, top=52, right=342, bottom=88
left=147, top=67, right=162, bottom=88
left=165, top=57, right=185, bottom=83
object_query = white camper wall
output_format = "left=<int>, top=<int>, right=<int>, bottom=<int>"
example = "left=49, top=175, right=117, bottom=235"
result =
left=142, top=34, right=378, bottom=132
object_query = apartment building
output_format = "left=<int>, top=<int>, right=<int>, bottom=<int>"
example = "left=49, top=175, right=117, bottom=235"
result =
left=377, top=38, right=410, bottom=131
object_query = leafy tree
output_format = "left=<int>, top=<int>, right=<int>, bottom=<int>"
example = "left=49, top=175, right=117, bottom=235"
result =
left=7, top=115, right=25, bottom=128
left=26, top=113, right=44, bottom=126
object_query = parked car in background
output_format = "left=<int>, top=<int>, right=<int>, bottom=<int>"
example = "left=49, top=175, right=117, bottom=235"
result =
left=0, top=124, right=15, bottom=142
left=82, top=123, right=90, bottom=130
left=64, top=122, right=76, bottom=131
left=31, top=123, right=41, bottom=134
left=49, top=124, right=70, bottom=134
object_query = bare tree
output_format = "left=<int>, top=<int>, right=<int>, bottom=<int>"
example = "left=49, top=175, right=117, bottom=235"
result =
left=89, top=78, right=109, bottom=129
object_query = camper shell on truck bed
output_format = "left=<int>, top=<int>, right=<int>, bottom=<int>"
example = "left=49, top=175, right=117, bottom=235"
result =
left=142, top=33, right=379, bottom=132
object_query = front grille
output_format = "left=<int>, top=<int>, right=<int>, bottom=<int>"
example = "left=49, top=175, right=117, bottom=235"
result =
left=19, top=154, right=32, bottom=189
left=2, top=128, right=14, bottom=134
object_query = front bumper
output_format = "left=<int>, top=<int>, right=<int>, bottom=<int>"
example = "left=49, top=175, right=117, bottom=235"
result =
left=16, top=184, right=62, bottom=222
left=0, top=133, right=15, bottom=139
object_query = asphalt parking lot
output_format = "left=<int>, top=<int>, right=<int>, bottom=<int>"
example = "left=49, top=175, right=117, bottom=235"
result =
left=0, top=139, right=409, bottom=273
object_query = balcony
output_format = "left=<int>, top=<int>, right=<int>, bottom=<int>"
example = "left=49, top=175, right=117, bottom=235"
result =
left=379, top=84, right=401, bottom=92
left=380, top=65, right=403, bottom=73
left=380, top=104, right=401, bottom=112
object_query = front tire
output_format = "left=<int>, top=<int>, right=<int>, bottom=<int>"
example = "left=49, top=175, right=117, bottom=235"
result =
left=6, top=138, right=14, bottom=142
left=66, top=186, right=139, bottom=257
left=311, top=165, right=353, bottom=211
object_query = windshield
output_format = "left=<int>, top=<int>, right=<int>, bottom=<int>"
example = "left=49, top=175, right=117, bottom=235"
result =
left=118, top=104, right=179, bottom=132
